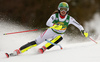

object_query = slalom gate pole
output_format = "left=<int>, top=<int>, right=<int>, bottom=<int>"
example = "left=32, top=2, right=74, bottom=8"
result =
left=3, top=29, right=38, bottom=35
left=45, top=39, right=63, bottom=49
left=89, top=36, right=98, bottom=44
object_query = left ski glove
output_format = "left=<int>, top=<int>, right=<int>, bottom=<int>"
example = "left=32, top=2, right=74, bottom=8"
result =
left=50, top=24, right=62, bottom=30
left=81, top=30, right=88, bottom=37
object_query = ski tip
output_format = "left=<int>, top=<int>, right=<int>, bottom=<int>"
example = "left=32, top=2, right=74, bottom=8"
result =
left=5, top=53, right=9, bottom=58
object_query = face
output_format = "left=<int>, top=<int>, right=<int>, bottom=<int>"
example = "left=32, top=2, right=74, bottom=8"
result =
left=60, top=11, right=67, bottom=16
left=60, top=8, right=67, bottom=16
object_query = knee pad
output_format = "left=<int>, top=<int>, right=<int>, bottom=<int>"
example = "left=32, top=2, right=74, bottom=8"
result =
left=45, top=35, right=63, bottom=49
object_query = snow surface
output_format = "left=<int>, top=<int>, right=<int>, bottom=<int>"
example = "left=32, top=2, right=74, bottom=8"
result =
left=0, top=13, right=100, bottom=62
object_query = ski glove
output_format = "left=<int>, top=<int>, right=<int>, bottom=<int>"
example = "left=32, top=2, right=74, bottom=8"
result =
left=81, top=30, right=88, bottom=37
left=50, top=24, right=62, bottom=30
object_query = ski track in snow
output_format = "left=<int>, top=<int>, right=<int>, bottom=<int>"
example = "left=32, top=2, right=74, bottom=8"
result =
left=0, top=13, right=100, bottom=62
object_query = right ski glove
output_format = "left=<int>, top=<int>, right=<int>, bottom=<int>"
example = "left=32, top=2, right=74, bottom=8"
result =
left=50, top=24, right=62, bottom=30
left=81, top=30, right=88, bottom=37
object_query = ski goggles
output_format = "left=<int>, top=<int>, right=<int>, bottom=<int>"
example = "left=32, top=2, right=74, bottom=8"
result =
left=60, top=8, right=67, bottom=12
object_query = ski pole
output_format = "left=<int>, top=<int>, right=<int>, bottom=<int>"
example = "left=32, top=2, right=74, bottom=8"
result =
left=89, top=36, right=98, bottom=44
left=3, top=29, right=38, bottom=35
left=45, top=39, right=63, bottom=49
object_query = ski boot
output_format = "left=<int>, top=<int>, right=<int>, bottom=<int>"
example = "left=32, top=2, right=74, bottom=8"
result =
left=5, top=49, right=21, bottom=58
left=38, top=46, right=47, bottom=54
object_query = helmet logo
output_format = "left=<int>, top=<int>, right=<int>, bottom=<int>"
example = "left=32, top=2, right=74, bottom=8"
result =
left=62, top=2, right=67, bottom=7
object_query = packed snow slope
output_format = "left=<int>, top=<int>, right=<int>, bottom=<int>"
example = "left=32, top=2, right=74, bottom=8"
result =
left=0, top=13, right=100, bottom=62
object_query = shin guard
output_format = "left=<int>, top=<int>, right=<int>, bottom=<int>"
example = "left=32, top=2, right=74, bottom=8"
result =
left=20, top=41, right=37, bottom=53
left=45, top=35, right=63, bottom=49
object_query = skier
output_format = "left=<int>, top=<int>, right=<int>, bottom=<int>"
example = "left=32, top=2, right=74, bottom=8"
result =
left=5, top=2, right=88, bottom=58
